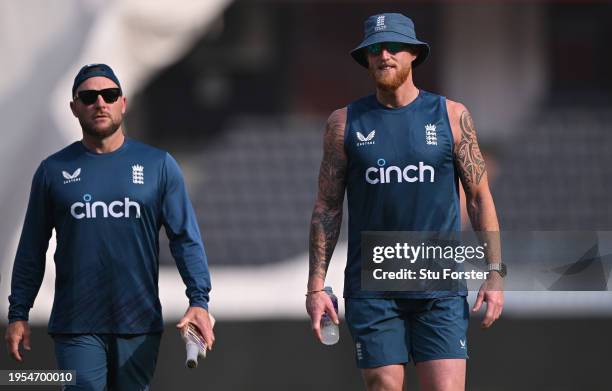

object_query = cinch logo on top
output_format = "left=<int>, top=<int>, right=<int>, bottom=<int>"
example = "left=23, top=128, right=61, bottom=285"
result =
left=365, top=159, right=435, bottom=184
left=70, top=194, right=141, bottom=219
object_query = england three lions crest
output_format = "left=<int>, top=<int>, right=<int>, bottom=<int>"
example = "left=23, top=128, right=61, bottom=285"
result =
left=132, top=164, right=144, bottom=184
left=425, top=124, right=437, bottom=146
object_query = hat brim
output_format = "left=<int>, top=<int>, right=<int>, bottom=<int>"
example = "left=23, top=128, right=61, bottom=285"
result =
left=350, top=31, right=430, bottom=68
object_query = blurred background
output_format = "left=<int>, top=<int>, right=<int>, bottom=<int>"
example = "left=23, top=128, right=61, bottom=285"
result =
left=1, top=0, right=612, bottom=389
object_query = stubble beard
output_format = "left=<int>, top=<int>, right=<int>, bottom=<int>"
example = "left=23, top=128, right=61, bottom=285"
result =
left=80, top=115, right=121, bottom=140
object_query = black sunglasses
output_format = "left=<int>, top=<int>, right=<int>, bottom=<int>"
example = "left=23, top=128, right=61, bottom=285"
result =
left=74, top=88, right=122, bottom=105
left=367, top=42, right=408, bottom=55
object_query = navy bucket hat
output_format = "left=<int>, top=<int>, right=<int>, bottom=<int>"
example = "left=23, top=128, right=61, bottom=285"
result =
left=72, top=63, right=122, bottom=98
left=350, top=13, right=430, bottom=68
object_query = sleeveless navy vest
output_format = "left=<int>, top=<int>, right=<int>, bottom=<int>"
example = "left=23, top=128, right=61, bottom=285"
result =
left=343, top=90, right=464, bottom=298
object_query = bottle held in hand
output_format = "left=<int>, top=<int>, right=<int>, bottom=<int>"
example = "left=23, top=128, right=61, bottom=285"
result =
left=320, top=286, right=339, bottom=345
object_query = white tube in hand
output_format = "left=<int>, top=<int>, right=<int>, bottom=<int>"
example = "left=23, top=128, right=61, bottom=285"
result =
left=182, top=314, right=215, bottom=369
left=185, top=340, right=200, bottom=368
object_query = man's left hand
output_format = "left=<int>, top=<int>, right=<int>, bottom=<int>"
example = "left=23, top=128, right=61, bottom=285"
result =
left=177, top=307, right=215, bottom=350
left=472, top=272, right=504, bottom=328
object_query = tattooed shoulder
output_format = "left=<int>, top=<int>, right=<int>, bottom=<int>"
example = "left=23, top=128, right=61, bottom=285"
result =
left=451, top=104, right=486, bottom=186
left=319, top=108, right=348, bottom=204
left=321, top=107, right=348, bottom=173
left=326, top=107, right=347, bottom=140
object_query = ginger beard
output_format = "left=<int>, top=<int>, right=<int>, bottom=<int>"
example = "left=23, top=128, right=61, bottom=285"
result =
left=367, top=47, right=417, bottom=91
left=368, top=60, right=412, bottom=91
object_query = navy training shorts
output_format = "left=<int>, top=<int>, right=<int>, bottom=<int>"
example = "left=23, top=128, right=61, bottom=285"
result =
left=345, top=296, right=469, bottom=368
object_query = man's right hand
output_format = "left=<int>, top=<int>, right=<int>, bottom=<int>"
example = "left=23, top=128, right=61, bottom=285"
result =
left=306, top=291, right=339, bottom=343
left=5, top=320, right=31, bottom=362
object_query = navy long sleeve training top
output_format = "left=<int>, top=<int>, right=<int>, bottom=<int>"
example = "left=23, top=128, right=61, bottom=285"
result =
left=8, top=139, right=211, bottom=334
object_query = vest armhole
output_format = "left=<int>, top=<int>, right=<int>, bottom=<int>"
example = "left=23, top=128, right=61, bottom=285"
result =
left=343, top=104, right=352, bottom=153
left=441, top=96, right=456, bottom=154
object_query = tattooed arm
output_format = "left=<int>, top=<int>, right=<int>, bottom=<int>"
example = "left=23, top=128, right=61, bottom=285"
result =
left=449, top=101, right=498, bottom=232
left=448, top=100, right=503, bottom=328
left=306, top=108, right=347, bottom=340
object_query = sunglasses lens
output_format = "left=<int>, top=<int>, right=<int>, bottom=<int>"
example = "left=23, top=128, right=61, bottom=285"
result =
left=78, top=90, right=98, bottom=105
left=367, top=42, right=406, bottom=55
left=367, top=43, right=382, bottom=55
left=76, top=88, right=121, bottom=105
left=100, top=88, right=121, bottom=103
left=386, top=42, right=404, bottom=53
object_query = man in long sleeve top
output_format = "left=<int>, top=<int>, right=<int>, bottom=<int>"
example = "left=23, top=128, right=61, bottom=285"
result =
left=5, top=63, right=214, bottom=390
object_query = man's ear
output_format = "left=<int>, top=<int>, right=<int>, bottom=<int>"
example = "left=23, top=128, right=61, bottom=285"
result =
left=69, top=101, right=78, bottom=118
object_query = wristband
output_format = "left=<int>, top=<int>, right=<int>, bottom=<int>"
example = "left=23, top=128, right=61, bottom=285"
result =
left=305, top=289, right=325, bottom=296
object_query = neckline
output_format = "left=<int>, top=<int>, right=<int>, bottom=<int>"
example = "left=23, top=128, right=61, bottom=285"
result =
left=373, top=90, right=423, bottom=113
left=78, top=137, right=130, bottom=157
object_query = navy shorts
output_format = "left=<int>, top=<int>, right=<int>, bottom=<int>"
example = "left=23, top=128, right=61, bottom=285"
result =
left=345, top=296, right=469, bottom=368
left=53, top=333, right=161, bottom=391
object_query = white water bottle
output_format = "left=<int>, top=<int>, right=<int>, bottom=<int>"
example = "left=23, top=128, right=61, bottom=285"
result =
left=320, top=286, right=339, bottom=345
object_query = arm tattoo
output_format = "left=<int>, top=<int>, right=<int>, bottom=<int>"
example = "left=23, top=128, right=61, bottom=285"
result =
left=455, top=110, right=486, bottom=186
left=309, top=111, right=347, bottom=281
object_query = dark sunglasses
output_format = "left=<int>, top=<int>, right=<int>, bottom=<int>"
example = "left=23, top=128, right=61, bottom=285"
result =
left=74, top=88, right=122, bottom=105
left=367, top=42, right=408, bottom=55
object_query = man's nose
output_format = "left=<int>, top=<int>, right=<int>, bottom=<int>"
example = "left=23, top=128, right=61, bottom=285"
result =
left=380, top=48, right=392, bottom=60
left=93, top=94, right=106, bottom=107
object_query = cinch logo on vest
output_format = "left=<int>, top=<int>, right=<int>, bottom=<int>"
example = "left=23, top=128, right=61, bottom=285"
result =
left=365, top=158, right=435, bottom=184
left=70, top=194, right=141, bottom=219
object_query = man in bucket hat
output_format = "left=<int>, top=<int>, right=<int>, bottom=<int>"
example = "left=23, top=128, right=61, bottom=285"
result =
left=306, top=13, right=504, bottom=391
